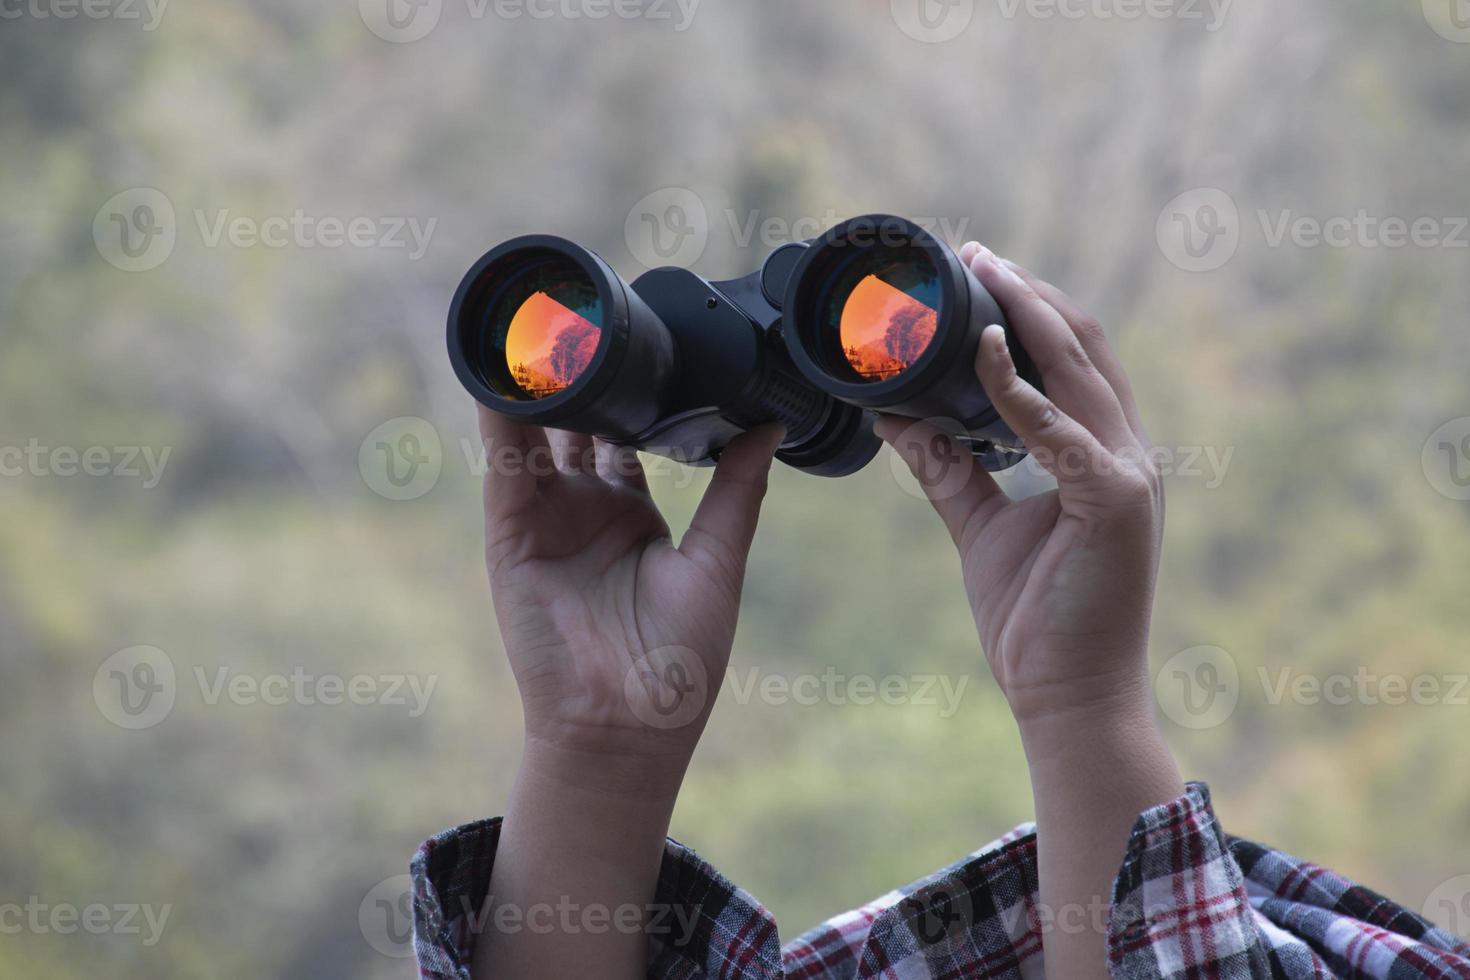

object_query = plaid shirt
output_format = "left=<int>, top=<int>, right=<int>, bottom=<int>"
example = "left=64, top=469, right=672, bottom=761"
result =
left=409, top=783, right=1470, bottom=979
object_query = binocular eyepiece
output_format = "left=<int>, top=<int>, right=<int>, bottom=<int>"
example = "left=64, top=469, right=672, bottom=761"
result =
left=448, top=214, right=1041, bottom=477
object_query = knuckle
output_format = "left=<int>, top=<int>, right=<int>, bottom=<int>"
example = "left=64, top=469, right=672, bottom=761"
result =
left=1014, top=281, right=1044, bottom=306
left=1061, top=338, right=1095, bottom=374
left=1030, top=396, right=1063, bottom=434
left=1111, top=468, right=1160, bottom=511
left=1072, top=315, right=1106, bottom=345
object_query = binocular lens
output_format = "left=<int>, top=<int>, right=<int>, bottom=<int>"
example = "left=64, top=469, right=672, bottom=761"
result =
left=802, top=241, right=942, bottom=385
left=475, top=251, right=604, bottom=401
left=829, top=248, right=940, bottom=383
left=782, top=215, right=1036, bottom=471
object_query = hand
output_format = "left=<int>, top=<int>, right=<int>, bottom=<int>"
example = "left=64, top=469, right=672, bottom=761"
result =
left=880, top=245, right=1181, bottom=980
left=478, top=407, right=784, bottom=792
left=877, top=244, right=1165, bottom=730
left=472, top=414, right=782, bottom=980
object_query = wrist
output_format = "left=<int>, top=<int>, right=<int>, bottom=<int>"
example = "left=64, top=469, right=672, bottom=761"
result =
left=1012, top=675, right=1167, bottom=771
left=519, top=732, right=693, bottom=808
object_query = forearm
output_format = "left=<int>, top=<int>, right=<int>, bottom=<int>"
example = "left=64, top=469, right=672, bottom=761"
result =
left=1018, top=680, right=1184, bottom=980
left=471, top=738, right=690, bottom=980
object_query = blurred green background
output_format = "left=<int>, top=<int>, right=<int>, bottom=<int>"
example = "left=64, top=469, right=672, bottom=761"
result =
left=4, top=1, right=1470, bottom=975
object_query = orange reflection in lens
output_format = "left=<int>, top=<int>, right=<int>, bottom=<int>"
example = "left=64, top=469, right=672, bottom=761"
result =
left=838, top=275, right=938, bottom=382
left=505, top=291, right=601, bottom=399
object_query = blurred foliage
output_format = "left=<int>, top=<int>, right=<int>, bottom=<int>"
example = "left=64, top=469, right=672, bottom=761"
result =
left=3, top=1, right=1469, bottom=975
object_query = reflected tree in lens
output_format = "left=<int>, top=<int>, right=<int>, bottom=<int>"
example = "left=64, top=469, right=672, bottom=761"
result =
left=505, top=288, right=602, bottom=398
left=839, top=273, right=938, bottom=381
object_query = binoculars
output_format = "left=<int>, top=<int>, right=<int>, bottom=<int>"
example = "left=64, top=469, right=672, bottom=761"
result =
left=448, top=214, right=1041, bottom=477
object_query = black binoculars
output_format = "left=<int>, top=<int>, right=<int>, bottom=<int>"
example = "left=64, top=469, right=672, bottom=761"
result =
left=448, top=214, right=1041, bottom=477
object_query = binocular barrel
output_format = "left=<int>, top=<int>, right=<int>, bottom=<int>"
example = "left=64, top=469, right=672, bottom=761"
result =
left=448, top=215, right=1041, bottom=477
left=779, top=215, right=1040, bottom=471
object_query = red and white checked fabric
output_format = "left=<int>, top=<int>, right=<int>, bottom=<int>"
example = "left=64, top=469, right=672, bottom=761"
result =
left=409, top=783, right=1470, bottom=978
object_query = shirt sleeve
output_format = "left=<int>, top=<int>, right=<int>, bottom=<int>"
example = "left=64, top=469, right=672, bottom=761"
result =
left=410, top=783, right=1470, bottom=979
left=1109, top=783, right=1470, bottom=979
left=408, top=816, right=784, bottom=980
left=1108, top=781, right=1279, bottom=976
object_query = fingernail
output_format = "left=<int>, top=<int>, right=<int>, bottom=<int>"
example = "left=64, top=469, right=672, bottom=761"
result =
left=959, top=241, right=981, bottom=262
left=982, top=323, right=1010, bottom=358
left=969, top=245, right=997, bottom=274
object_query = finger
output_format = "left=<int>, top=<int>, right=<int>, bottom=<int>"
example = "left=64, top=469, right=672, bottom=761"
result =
left=477, top=404, right=553, bottom=517
left=958, top=240, right=983, bottom=265
left=969, top=248, right=1136, bottom=453
left=999, top=258, right=1151, bottom=447
left=873, top=414, right=1007, bottom=547
left=975, top=323, right=1115, bottom=493
left=594, top=438, right=650, bottom=494
left=679, top=423, right=785, bottom=579
left=546, top=428, right=595, bottom=474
